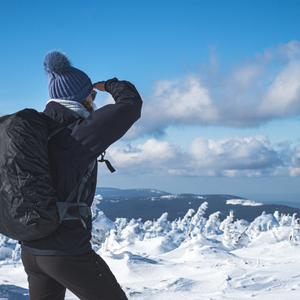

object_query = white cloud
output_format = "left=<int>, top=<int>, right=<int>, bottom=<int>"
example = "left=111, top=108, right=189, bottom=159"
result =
left=149, top=76, right=218, bottom=124
left=107, top=139, right=183, bottom=176
left=127, top=41, right=300, bottom=139
left=259, top=60, right=300, bottom=117
left=104, top=135, right=296, bottom=178
left=186, top=135, right=280, bottom=171
left=289, top=167, right=300, bottom=177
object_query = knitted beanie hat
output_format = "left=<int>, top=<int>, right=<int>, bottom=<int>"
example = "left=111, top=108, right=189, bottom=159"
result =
left=43, top=51, right=93, bottom=102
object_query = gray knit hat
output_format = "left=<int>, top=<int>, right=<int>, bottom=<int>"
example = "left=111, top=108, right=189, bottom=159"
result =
left=43, top=51, right=93, bottom=102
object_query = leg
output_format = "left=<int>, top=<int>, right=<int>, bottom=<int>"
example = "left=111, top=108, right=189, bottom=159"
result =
left=33, top=251, right=128, bottom=300
left=21, top=250, right=66, bottom=300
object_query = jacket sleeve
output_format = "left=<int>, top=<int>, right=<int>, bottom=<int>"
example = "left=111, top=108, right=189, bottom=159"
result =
left=69, top=78, right=143, bottom=160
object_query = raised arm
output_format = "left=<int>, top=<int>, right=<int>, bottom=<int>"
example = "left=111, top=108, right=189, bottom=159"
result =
left=70, top=78, right=143, bottom=159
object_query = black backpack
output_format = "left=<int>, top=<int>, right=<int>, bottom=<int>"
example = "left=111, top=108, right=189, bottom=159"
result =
left=0, top=109, right=96, bottom=241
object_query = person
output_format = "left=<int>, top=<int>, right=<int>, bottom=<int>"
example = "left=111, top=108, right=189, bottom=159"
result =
left=20, top=50, right=143, bottom=300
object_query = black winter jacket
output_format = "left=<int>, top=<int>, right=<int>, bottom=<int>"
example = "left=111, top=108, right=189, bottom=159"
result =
left=21, top=78, right=142, bottom=255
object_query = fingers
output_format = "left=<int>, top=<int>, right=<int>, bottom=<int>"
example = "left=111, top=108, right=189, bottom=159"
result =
left=92, top=81, right=106, bottom=92
left=93, top=81, right=105, bottom=86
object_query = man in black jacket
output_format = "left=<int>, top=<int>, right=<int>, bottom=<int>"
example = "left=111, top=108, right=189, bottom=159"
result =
left=21, top=51, right=142, bottom=300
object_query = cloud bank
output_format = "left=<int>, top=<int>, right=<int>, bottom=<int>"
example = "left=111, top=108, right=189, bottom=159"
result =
left=126, top=40, right=300, bottom=139
left=105, top=135, right=300, bottom=178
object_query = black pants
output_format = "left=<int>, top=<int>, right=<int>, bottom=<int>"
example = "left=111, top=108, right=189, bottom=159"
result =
left=21, top=250, right=128, bottom=300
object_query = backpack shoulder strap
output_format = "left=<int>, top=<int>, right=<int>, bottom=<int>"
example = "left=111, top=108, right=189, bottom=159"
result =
left=48, top=126, right=67, bottom=140
left=65, top=160, right=96, bottom=204
left=56, top=160, right=96, bottom=228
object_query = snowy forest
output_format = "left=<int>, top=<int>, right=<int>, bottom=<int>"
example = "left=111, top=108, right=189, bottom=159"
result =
left=1, top=196, right=300, bottom=299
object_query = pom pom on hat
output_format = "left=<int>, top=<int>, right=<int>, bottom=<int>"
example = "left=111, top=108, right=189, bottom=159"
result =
left=43, top=51, right=71, bottom=78
left=43, top=50, right=93, bottom=102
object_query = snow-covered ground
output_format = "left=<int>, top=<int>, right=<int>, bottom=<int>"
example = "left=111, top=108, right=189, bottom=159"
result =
left=226, top=199, right=263, bottom=206
left=1, top=200, right=300, bottom=299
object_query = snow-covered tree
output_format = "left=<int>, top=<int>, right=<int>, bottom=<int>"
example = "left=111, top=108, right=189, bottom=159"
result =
left=187, top=202, right=208, bottom=238
left=280, top=213, right=292, bottom=227
left=120, top=218, right=145, bottom=242
left=205, top=211, right=221, bottom=236
left=274, top=211, right=281, bottom=222
left=176, top=208, right=195, bottom=235
left=221, top=211, right=236, bottom=244
left=289, top=213, right=300, bottom=242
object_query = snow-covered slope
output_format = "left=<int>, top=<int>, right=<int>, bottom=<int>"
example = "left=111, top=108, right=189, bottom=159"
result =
left=226, top=199, right=263, bottom=206
left=1, top=199, right=300, bottom=299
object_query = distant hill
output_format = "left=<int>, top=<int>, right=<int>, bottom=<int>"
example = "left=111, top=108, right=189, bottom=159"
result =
left=94, top=189, right=300, bottom=222
left=95, top=187, right=171, bottom=198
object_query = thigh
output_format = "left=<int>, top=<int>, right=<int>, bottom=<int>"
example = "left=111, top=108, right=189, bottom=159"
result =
left=35, top=251, right=128, bottom=300
left=21, top=250, right=66, bottom=300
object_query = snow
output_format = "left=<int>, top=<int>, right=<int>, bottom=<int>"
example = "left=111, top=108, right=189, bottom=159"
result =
left=226, top=199, right=263, bottom=206
left=93, top=194, right=102, bottom=202
left=160, top=195, right=205, bottom=200
left=160, top=195, right=179, bottom=199
left=1, top=199, right=300, bottom=299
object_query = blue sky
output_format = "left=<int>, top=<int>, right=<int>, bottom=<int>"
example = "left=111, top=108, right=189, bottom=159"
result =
left=1, top=0, right=300, bottom=203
